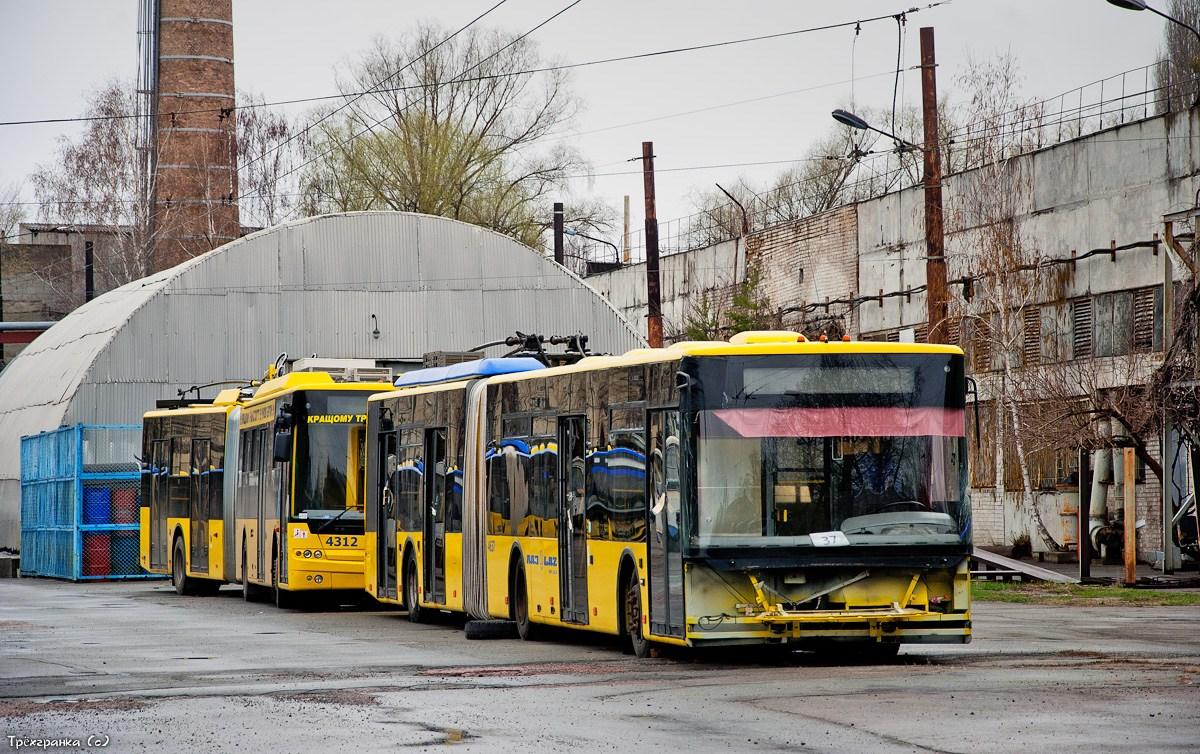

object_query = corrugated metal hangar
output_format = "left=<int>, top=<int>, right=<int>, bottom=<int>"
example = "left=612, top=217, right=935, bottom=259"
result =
left=0, top=211, right=645, bottom=549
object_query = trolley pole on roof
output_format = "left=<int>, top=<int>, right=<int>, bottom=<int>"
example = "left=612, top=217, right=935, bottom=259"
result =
left=553, top=202, right=564, bottom=266
left=641, top=141, right=663, bottom=347
left=920, top=26, right=948, bottom=344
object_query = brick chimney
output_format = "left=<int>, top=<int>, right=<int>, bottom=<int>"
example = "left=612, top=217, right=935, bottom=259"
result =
left=150, top=0, right=239, bottom=271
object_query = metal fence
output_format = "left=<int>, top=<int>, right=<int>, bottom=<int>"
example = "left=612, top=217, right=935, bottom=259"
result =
left=19, top=424, right=157, bottom=581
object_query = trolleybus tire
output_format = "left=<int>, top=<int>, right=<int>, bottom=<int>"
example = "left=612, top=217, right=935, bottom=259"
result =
left=404, top=553, right=426, bottom=623
left=624, top=568, right=650, bottom=658
left=513, top=566, right=538, bottom=641
left=464, top=619, right=518, bottom=640
left=172, top=537, right=193, bottom=596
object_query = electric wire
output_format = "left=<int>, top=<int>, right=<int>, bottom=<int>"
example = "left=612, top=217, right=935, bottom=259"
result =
left=0, top=2, right=951, bottom=130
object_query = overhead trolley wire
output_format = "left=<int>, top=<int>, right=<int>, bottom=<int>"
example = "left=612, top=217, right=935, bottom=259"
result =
left=0, top=2, right=951, bottom=130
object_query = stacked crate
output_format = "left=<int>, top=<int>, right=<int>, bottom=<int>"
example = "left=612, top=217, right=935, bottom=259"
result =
left=19, top=425, right=161, bottom=581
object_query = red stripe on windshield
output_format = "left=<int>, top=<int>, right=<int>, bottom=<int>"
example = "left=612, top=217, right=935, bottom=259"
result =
left=711, top=407, right=965, bottom=438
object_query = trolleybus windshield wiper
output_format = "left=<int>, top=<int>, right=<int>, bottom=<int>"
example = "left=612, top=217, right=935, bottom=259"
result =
left=314, top=505, right=358, bottom=533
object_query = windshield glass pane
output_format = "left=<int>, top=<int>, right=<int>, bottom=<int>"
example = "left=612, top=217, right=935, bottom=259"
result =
left=694, top=407, right=969, bottom=548
left=293, top=391, right=369, bottom=524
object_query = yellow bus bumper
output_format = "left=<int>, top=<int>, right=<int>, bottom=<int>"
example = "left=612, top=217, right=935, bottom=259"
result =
left=683, top=607, right=971, bottom=645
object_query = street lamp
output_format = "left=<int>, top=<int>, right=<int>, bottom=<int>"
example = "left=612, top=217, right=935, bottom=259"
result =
left=564, top=227, right=621, bottom=264
left=831, top=109, right=921, bottom=151
left=1106, top=0, right=1200, bottom=106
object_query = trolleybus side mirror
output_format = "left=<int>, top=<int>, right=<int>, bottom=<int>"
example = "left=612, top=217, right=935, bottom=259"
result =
left=273, top=431, right=292, bottom=463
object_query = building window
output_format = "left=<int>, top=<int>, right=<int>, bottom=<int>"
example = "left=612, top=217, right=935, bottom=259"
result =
left=1093, top=290, right=1134, bottom=357
left=1071, top=297, right=1093, bottom=359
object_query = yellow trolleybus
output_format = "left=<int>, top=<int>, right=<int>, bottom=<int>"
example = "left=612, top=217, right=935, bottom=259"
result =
left=140, top=388, right=246, bottom=594
left=364, top=332, right=972, bottom=656
left=232, top=358, right=393, bottom=608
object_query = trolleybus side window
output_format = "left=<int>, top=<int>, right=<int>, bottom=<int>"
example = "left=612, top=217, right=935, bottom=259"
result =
left=528, top=419, right=557, bottom=536
left=588, top=406, right=646, bottom=542
left=395, top=429, right=423, bottom=531
left=490, top=416, right=532, bottom=536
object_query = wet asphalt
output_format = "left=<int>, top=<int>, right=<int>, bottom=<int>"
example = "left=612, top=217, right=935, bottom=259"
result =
left=1, top=578, right=1197, bottom=753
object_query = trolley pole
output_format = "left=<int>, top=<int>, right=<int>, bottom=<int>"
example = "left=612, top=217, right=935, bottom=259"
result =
left=553, top=202, right=564, bottom=266
left=641, top=141, right=663, bottom=348
left=920, top=26, right=948, bottom=344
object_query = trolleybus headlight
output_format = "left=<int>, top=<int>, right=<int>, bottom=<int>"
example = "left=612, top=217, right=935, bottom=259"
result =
left=303, top=549, right=312, bottom=558
left=314, top=575, right=324, bottom=584
left=295, top=549, right=302, bottom=557
left=314, top=550, right=323, bottom=558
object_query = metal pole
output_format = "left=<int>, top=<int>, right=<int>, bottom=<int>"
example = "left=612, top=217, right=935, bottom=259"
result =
left=1162, top=246, right=1180, bottom=573
left=84, top=240, right=95, bottom=302
left=920, top=27, right=948, bottom=344
left=552, top=202, right=564, bottom=267
left=1123, top=446, right=1137, bottom=585
left=642, top=141, right=663, bottom=348
left=622, top=195, right=631, bottom=264
left=1078, top=448, right=1092, bottom=581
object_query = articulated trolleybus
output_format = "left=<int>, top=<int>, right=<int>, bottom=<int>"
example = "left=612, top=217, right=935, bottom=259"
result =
left=140, top=358, right=394, bottom=607
left=364, top=331, right=971, bottom=656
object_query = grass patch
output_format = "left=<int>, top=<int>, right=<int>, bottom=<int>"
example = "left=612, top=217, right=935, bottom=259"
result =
left=972, top=580, right=1200, bottom=607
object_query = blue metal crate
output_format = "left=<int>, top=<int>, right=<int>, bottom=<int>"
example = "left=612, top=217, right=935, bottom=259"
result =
left=19, top=424, right=163, bottom=582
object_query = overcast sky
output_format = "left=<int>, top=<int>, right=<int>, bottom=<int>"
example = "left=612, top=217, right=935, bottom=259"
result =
left=0, top=0, right=1167, bottom=239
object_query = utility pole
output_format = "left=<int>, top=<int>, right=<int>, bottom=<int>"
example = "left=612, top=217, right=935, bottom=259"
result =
left=552, top=202, right=564, bottom=266
left=920, top=26, right=948, bottom=344
left=641, top=141, right=663, bottom=348
left=622, top=195, right=631, bottom=265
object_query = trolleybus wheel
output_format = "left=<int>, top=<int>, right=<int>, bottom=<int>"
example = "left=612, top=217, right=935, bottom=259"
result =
left=624, top=568, right=650, bottom=658
left=172, top=537, right=192, bottom=596
left=513, top=565, right=538, bottom=641
left=404, top=553, right=425, bottom=623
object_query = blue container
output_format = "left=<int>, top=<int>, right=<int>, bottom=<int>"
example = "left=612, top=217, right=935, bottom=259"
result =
left=109, top=532, right=140, bottom=576
left=82, top=487, right=111, bottom=524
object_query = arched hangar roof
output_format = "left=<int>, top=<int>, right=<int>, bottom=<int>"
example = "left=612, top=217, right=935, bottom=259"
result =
left=0, top=211, right=644, bottom=547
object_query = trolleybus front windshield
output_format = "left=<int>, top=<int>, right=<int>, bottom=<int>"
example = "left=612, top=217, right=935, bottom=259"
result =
left=292, top=391, right=369, bottom=529
left=688, top=353, right=969, bottom=550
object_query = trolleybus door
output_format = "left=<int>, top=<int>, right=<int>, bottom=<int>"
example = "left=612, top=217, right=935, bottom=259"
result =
left=378, top=432, right=399, bottom=600
left=647, top=410, right=684, bottom=637
left=149, top=439, right=169, bottom=570
left=257, top=427, right=269, bottom=582
left=422, top=428, right=447, bottom=605
left=190, top=438, right=211, bottom=573
left=557, top=416, right=589, bottom=624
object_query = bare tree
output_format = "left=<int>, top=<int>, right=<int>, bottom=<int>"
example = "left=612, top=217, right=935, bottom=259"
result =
left=1155, top=0, right=1200, bottom=114
left=948, top=56, right=1061, bottom=552
left=29, top=81, right=159, bottom=306
left=0, top=183, right=24, bottom=242
left=298, top=25, right=611, bottom=249
left=236, top=91, right=298, bottom=229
